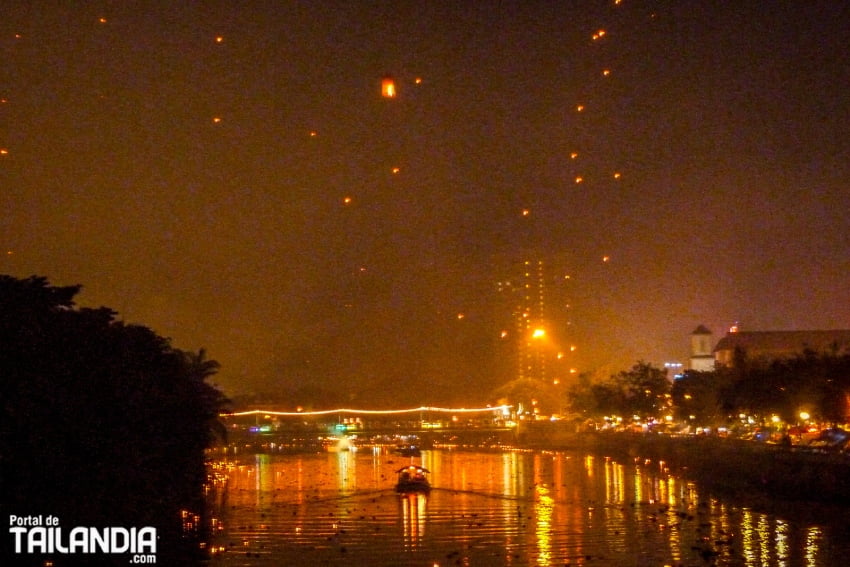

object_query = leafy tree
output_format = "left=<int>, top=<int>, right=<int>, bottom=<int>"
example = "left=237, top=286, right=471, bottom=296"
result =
left=0, top=275, right=228, bottom=565
left=491, top=378, right=563, bottom=417
left=608, top=361, right=671, bottom=419
left=566, top=375, right=624, bottom=418
left=716, top=349, right=850, bottom=426
left=565, top=362, right=670, bottom=420
left=671, top=370, right=729, bottom=425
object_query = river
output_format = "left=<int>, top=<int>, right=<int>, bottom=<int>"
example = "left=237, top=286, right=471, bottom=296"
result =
left=205, top=448, right=850, bottom=566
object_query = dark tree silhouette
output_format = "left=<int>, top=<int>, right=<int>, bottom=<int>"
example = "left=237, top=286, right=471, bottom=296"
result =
left=0, top=275, right=229, bottom=566
left=566, top=379, right=624, bottom=419
left=565, top=361, right=670, bottom=421
left=715, top=348, right=850, bottom=426
left=491, top=378, right=563, bottom=416
left=672, top=369, right=733, bottom=426
left=609, top=361, right=670, bottom=419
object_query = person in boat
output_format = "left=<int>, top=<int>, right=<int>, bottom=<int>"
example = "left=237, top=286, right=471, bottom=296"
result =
left=395, top=465, right=430, bottom=491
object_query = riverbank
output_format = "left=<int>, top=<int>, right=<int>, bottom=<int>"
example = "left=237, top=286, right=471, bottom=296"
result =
left=517, top=422, right=850, bottom=503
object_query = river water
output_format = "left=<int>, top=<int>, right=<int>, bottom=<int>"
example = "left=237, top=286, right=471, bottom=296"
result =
left=206, top=448, right=850, bottom=566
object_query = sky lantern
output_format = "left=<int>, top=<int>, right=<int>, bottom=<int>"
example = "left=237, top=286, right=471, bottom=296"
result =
left=381, top=76, right=396, bottom=98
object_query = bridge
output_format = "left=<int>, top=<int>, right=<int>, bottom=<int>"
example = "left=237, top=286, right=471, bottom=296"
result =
left=217, top=405, right=519, bottom=453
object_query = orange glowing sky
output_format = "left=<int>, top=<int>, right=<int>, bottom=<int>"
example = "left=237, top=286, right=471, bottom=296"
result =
left=2, top=2, right=849, bottom=404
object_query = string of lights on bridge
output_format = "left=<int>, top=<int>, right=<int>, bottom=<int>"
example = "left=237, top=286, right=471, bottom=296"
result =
left=223, top=405, right=512, bottom=418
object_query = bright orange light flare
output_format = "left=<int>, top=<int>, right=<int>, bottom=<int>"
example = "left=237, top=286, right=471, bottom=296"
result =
left=381, top=77, right=396, bottom=98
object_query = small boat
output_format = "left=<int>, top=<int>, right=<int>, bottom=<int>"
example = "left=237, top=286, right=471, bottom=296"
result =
left=392, top=444, right=421, bottom=457
left=395, top=464, right=431, bottom=493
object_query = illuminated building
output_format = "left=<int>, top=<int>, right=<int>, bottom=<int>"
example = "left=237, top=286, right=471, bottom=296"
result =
left=497, top=258, right=551, bottom=384
left=713, top=329, right=850, bottom=368
left=689, top=325, right=715, bottom=371
left=688, top=325, right=850, bottom=369
left=518, top=259, right=547, bottom=382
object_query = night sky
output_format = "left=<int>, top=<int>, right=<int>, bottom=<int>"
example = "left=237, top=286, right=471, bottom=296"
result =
left=3, top=2, right=849, bottom=406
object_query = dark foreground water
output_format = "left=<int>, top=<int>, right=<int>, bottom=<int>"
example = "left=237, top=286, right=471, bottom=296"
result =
left=206, top=449, right=850, bottom=566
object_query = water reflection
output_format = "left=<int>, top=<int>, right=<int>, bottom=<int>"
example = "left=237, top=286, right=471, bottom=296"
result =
left=335, top=450, right=356, bottom=493
left=400, top=492, right=427, bottom=548
left=534, top=484, right=553, bottom=565
left=806, top=526, right=823, bottom=566
left=206, top=450, right=850, bottom=566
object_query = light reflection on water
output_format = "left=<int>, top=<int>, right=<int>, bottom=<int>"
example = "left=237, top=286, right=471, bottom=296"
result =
left=207, top=449, right=850, bottom=566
